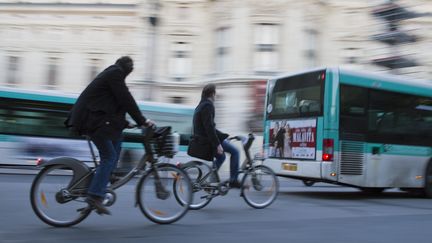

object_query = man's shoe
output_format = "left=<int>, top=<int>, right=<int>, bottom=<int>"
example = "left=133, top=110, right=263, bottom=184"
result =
left=229, top=180, right=242, bottom=189
left=86, top=195, right=111, bottom=215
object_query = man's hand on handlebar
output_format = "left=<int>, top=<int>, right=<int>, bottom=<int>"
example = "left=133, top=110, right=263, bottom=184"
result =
left=126, top=119, right=156, bottom=130
left=141, top=119, right=156, bottom=129
left=126, top=122, right=137, bottom=129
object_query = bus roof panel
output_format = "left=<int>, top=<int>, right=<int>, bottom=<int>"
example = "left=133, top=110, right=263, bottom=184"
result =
left=0, top=86, right=194, bottom=114
left=0, top=87, right=76, bottom=104
left=338, top=68, right=432, bottom=97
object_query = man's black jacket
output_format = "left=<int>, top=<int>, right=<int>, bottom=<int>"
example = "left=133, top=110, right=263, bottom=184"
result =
left=65, top=64, right=146, bottom=140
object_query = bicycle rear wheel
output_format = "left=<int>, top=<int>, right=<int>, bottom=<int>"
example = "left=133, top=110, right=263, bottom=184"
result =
left=174, top=161, right=214, bottom=210
left=136, top=163, right=192, bottom=224
left=30, top=164, right=90, bottom=227
left=241, top=165, right=279, bottom=209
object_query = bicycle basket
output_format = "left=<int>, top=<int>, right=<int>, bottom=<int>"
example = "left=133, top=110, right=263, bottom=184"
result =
left=151, top=127, right=177, bottom=158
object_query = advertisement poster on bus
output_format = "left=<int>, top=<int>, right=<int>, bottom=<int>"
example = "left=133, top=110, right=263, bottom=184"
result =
left=268, top=118, right=316, bottom=159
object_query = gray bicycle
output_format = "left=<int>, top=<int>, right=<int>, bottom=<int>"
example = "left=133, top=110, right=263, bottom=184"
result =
left=30, top=126, right=193, bottom=227
left=174, top=134, right=279, bottom=210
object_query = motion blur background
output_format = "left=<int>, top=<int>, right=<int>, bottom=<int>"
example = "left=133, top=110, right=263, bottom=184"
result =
left=0, top=0, right=431, bottom=135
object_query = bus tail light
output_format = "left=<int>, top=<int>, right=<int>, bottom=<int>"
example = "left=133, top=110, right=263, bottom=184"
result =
left=36, top=158, right=44, bottom=166
left=322, top=139, right=334, bottom=161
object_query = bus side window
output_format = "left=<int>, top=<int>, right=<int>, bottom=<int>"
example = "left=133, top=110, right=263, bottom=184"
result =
left=339, top=84, right=367, bottom=133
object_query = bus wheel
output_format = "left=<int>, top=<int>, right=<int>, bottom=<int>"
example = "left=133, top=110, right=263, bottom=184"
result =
left=423, top=161, right=432, bottom=198
left=302, top=180, right=315, bottom=187
left=401, top=188, right=424, bottom=197
left=360, top=188, right=385, bottom=194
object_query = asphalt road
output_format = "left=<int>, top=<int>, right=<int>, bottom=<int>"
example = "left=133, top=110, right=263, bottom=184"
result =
left=1, top=173, right=432, bottom=243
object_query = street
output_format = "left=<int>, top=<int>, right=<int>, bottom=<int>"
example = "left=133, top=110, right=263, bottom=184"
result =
left=1, top=173, right=432, bottom=243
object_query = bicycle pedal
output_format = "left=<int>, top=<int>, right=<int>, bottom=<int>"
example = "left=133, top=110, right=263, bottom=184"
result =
left=95, top=208, right=111, bottom=215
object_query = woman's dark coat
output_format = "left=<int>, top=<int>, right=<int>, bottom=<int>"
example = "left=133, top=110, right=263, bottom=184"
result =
left=190, top=98, right=228, bottom=157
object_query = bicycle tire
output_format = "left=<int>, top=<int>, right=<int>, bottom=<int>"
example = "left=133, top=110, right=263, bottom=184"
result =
left=136, top=163, right=192, bottom=224
left=241, top=165, right=279, bottom=209
left=174, top=161, right=214, bottom=210
left=30, top=164, right=91, bottom=227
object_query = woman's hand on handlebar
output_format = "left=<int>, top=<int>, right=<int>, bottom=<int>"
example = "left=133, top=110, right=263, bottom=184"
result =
left=217, top=144, right=224, bottom=155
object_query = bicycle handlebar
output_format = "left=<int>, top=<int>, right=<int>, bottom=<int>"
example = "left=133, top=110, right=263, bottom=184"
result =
left=228, top=134, right=254, bottom=144
left=228, top=133, right=256, bottom=165
left=228, top=135, right=247, bottom=144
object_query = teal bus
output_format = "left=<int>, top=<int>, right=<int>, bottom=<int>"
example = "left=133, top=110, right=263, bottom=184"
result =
left=0, top=87, right=193, bottom=167
left=263, top=68, right=432, bottom=196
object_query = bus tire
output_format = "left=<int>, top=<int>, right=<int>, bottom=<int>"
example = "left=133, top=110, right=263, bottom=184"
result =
left=423, top=161, right=432, bottom=198
left=302, top=180, right=315, bottom=187
left=360, top=187, right=385, bottom=194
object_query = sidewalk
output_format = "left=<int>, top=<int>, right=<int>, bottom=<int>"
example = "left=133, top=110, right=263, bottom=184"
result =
left=0, top=165, right=41, bottom=175
left=0, top=164, right=231, bottom=178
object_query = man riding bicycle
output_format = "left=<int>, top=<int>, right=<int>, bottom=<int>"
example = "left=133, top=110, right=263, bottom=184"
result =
left=65, top=56, right=154, bottom=215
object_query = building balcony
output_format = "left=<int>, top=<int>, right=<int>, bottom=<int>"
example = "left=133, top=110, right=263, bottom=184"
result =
left=371, top=31, right=417, bottom=45
left=372, top=55, right=417, bottom=69
left=372, top=2, right=420, bottom=22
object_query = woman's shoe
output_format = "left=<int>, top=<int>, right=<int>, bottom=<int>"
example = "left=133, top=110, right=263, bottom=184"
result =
left=229, top=180, right=242, bottom=188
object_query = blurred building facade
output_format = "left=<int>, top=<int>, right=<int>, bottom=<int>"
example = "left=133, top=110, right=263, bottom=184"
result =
left=0, top=0, right=431, bottom=134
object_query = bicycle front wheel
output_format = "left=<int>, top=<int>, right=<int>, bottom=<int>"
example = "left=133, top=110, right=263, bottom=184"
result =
left=136, top=163, right=192, bottom=224
left=241, top=165, right=279, bottom=209
left=30, top=165, right=90, bottom=227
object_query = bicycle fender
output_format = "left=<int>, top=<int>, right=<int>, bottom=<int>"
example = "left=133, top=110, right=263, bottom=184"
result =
left=38, top=157, right=92, bottom=187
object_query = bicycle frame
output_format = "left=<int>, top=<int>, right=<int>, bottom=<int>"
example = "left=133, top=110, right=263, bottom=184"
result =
left=31, top=125, right=193, bottom=227
left=189, top=134, right=258, bottom=194
left=37, top=127, right=162, bottom=199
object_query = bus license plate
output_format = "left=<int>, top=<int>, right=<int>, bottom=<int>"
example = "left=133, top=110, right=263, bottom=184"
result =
left=282, top=163, right=297, bottom=171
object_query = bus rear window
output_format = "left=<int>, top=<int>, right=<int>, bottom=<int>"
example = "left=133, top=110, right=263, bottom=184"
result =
left=267, top=70, right=325, bottom=119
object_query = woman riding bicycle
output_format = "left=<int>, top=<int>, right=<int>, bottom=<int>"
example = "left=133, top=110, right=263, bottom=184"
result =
left=188, top=84, right=241, bottom=188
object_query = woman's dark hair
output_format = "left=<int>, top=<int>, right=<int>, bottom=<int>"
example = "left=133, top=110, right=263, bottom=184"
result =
left=201, top=83, right=216, bottom=99
left=115, top=56, right=134, bottom=75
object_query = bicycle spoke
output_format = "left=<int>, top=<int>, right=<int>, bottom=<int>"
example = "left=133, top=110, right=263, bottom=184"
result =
left=176, top=161, right=214, bottom=210
left=241, top=165, right=279, bottom=209
left=137, top=164, right=192, bottom=224
left=30, top=165, right=90, bottom=227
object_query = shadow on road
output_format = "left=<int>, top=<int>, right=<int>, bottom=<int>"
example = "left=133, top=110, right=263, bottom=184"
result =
left=278, top=190, right=425, bottom=200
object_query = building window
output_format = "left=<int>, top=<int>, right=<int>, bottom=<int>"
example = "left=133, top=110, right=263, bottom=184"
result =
left=7, top=56, right=20, bottom=86
left=89, top=58, right=102, bottom=81
left=304, top=29, right=318, bottom=68
left=254, top=23, right=279, bottom=73
left=171, top=96, right=184, bottom=104
left=47, top=57, right=59, bottom=90
left=178, top=4, right=190, bottom=20
left=340, top=47, right=361, bottom=69
left=169, top=42, right=191, bottom=81
left=344, top=48, right=359, bottom=64
left=215, top=27, right=230, bottom=73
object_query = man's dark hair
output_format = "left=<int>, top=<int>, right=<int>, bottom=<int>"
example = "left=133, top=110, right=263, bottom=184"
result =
left=201, top=83, right=216, bottom=99
left=115, top=56, right=134, bottom=75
